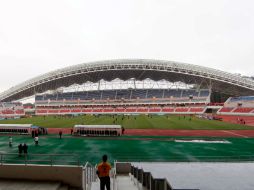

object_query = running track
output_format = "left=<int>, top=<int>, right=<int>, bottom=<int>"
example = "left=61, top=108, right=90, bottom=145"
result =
left=48, top=128, right=254, bottom=138
left=218, top=115, right=254, bottom=126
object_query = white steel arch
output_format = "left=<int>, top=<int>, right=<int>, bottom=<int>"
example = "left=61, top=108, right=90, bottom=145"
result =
left=0, top=59, right=254, bottom=101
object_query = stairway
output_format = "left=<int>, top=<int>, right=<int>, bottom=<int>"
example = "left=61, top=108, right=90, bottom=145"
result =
left=0, top=180, right=79, bottom=190
left=0, top=180, right=61, bottom=190
left=91, top=175, right=139, bottom=190
left=116, top=176, right=139, bottom=190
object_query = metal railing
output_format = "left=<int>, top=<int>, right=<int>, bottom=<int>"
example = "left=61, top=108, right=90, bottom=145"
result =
left=1, top=152, right=254, bottom=166
left=112, top=160, right=117, bottom=190
left=83, top=162, right=97, bottom=190
left=131, top=165, right=173, bottom=190
left=0, top=153, right=81, bottom=166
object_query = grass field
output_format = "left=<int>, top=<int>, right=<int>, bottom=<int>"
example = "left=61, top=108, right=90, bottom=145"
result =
left=1, top=115, right=253, bottom=165
left=0, top=115, right=252, bottom=130
left=1, top=135, right=254, bottom=165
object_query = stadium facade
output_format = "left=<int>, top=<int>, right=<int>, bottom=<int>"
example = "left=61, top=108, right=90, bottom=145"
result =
left=1, top=59, right=254, bottom=118
left=1, top=59, right=254, bottom=102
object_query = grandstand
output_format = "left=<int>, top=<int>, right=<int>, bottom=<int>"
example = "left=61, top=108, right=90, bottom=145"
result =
left=1, top=59, right=254, bottom=189
left=0, top=102, right=25, bottom=119
left=0, top=59, right=254, bottom=118
left=34, top=88, right=209, bottom=115
left=35, top=89, right=209, bottom=103
left=217, top=96, right=254, bottom=116
left=1, top=59, right=254, bottom=103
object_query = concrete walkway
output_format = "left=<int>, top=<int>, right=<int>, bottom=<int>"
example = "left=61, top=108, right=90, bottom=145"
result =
left=91, top=175, right=139, bottom=190
left=116, top=176, right=139, bottom=190
left=0, top=180, right=62, bottom=190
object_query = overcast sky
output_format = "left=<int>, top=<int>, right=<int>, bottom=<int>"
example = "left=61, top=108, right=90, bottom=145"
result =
left=0, top=0, right=254, bottom=93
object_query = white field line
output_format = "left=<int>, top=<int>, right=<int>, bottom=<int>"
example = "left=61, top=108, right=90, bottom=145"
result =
left=222, top=130, right=248, bottom=138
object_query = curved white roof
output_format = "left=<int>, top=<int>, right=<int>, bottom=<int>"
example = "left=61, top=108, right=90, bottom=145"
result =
left=0, top=59, right=254, bottom=101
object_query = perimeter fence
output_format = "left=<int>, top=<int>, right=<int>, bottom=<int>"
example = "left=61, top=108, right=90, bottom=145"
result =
left=1, top=153, right=254, bottom=166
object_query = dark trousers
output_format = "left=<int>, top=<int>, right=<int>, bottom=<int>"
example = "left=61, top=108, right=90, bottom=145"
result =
left=99, top=176, right=110, bottom=190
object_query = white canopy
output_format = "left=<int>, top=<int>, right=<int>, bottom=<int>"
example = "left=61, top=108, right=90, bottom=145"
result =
left=74, top=125, right=122, bottom=129
left=0, top=124, right=32, bottom=128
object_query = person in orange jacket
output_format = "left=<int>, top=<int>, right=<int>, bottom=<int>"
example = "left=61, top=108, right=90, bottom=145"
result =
left=97, top=155, right=111, bottom=190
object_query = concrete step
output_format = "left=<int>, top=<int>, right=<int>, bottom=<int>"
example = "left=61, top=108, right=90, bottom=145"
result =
left=91, top=178, right=115, bottom=190
left=91, top=180, right=100, bottom=190
left=116, top=176, right=139, bottom=190
left=91, top=176, right=139, bottom=190
left=57, top=185, right=68, bottom=190
left=0, top=180, right=61, bottom=190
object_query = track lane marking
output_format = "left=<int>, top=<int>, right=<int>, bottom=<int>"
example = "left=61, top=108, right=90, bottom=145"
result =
left=222, top=130, right=248, bottom=138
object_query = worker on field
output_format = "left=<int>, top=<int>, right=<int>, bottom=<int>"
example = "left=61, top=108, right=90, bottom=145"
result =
left=23, top=143, right=28, bottom=157
left=9, top=136, right=12, bottom=147
left=122, top=127, right=125, bottom=135
left=59, top=130, right=63, bottom=139
left=97, top=154, right=111, bottom=190
left=18, top=143, right=23, bottom=156
left=32, top=130, right=35, bottom=138
left=34, top=136, right=39, bottom=145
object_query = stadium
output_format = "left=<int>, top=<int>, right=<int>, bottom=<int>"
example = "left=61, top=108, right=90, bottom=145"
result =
left=1, top=59, right=254, bottom=189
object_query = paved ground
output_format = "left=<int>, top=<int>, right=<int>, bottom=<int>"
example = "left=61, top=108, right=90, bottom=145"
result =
left=0, top=180, right=61, bottom=190
left=47, top=128, right=254, bottom=137
left=133, top=162, right=254, bottom=190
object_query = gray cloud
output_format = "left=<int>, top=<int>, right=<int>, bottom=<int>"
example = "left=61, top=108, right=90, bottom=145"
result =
left=1, top=0, right=254, bottom=92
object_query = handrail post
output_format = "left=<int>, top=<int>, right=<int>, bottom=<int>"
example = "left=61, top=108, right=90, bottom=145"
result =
left=50, top=155, right=53, bottom=166
left=77, top=155, right=80, bottom=166
left=83, top=167, right=86, bottom=190
left=93, top=167, right=96, bottom=181
left=88, top=167, right=90, bottom=187
left=25, top=154, right=27, bottom=165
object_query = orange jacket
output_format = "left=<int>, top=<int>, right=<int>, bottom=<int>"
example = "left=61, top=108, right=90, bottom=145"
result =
left=97, top=162, right=111, bottom=177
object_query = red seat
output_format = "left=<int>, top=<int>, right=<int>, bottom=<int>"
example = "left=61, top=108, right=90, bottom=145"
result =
left=126, top=107, right=137, bottom=112
left=219, top=107, right=234, bottom=112
left=15, top=110, right=25, bottom=114
left=233, top=108, right=254, bottom=113
left=149, top=107, right=161, bottom=112
left=59, top=110, right=70, bottom=113
left=48, top=110, right=59, bottom=113
left=72, top=109, right=82, bottom=113
left=103, top=108, right=114, bottom=112
left=137, top=108, right=149, bottom=112
left=175, top=108, right=189, bottom=112
left=93, top=108, right=103, bottom=112
left=82, top=109, right=92, bottom=112
left=2, top=110, right=15, bottom=114
left=162, top=107, right=174, bottom=112
left=115, top=108, right=125, bottom=112
left=37, top=110, right=48, bottom=113
left=189, top=108, right=204, bottom=112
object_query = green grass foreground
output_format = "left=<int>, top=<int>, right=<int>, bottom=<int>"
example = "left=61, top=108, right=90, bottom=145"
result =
left=0, top=115, right=252, bottom=130
left=1, top=135, right=254, bottom=165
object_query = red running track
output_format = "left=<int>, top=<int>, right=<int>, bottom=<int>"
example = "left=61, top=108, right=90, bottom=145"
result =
left=217, top=115, right=254, bottom=126
left=47, top=128, right=72, bottom=135
left=48, top=128, right=254, bottom=137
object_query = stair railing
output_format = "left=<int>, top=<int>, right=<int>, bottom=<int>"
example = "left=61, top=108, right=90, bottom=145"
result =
left=83, top=162, right=97, bottom=190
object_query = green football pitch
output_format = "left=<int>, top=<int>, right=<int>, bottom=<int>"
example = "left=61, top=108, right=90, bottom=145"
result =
left=1, top=135, right=254, bottom=165
left=0, top=115, right=252, bottom=130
